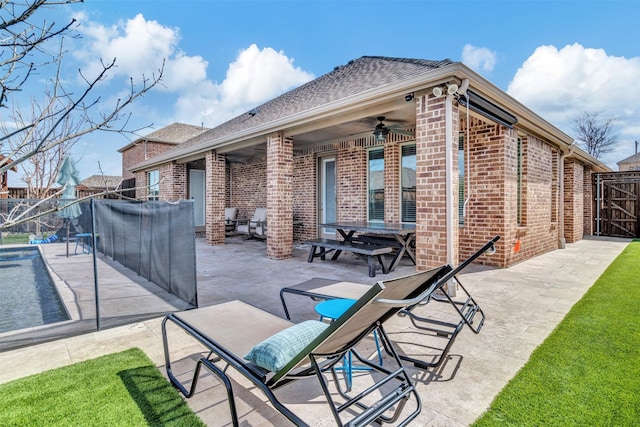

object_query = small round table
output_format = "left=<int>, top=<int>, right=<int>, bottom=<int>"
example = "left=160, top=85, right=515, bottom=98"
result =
left=314, top=298, right=383, bottom=390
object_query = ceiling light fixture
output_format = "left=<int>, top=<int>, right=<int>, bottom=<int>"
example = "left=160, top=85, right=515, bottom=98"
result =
left=373, top=127, right=389, bottom=142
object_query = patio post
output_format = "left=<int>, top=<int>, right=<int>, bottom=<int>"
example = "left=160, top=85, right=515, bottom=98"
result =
left=266, top=133, right=294, bottom=259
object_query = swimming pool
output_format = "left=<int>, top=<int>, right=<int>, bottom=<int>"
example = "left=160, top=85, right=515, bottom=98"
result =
left=0, top=247, right=70, bottom=334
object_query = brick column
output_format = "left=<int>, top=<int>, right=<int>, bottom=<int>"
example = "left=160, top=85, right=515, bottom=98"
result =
left=159, top=162, right=187, bottom=200
left=266, top=133, right=293, bottom=259
left=414, top=93, right=458, bottom=270
left=563, top=160, right=584, bottom=243
left=135, top=171, right=146, bottom=199
left=205, top=151, right=226, bottom=245
left=583, top=166, right=594, bottom=236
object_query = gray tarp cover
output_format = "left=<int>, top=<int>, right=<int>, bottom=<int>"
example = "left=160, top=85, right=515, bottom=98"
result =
left=94, top=200, right=197, bottom=307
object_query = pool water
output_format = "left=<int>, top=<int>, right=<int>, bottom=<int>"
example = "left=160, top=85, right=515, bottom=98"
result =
left=0, top=247, right=69, bottom=334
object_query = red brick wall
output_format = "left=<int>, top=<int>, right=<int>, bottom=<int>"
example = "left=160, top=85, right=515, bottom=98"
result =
left=229, top=160, right=267, bottom=220
left=337, top=142, right=367, bottom=221
left=293, top=154, right=317, bottom=242
left=504, top=135, right=558, bottom=264
left=121, top=141, right=176, bottom=180
left=458, top=117, right=512, bottom=267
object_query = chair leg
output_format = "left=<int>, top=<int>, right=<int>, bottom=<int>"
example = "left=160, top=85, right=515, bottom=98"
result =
left=368, top=255, right=376, bottom=277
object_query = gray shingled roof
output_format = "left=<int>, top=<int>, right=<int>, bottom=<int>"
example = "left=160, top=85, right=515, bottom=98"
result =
left=617, top=152, right=640, bottom=165
left=118, top=122, right=210, bottom=153
left=133, top=56, right=452, bottom=168
left=144, top=122, right=209, bottom=143
left=80, top=175, right=122, bottom=189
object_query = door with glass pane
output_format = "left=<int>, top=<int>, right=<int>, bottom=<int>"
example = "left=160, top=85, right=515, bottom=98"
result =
left=318, top=156, right=336, bottom=239
left=189, top=169, right=205, bottom=227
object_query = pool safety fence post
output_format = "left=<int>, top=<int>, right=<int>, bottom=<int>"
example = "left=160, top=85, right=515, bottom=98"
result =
left=91, top=198, right=101, bottom=331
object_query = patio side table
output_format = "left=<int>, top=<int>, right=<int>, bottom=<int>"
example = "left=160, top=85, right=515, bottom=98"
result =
left=314, top=298, right=383, bottom=390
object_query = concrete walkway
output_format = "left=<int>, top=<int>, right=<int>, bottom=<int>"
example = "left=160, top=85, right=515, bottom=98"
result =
left=0, top=237, right=630, bottom=426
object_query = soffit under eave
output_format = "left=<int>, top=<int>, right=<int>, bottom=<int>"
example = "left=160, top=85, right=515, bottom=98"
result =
left=146, top=65, right=468, bottom=162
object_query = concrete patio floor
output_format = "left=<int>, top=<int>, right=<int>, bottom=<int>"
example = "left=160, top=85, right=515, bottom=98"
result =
left=0, top=236, right=630, bottom=426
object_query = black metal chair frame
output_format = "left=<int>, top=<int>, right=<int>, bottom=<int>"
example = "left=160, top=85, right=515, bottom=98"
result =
left=280, top=236, right=500, bottom=369
left=162, top=265, right=452, bottom=427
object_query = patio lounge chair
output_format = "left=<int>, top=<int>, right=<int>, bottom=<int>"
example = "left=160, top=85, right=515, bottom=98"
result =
left=162, top=264, right=452, bottom=427
left=280, top=235, right=500, bottom=369
left=236, top=207, right=267, bottom=240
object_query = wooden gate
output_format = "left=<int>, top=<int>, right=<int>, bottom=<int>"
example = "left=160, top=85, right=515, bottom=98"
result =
left=593, top=172, right=640, bottom=238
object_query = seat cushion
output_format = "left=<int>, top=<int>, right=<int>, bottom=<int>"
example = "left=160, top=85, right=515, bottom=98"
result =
left=225, top=207, right=237, bottom=221
left=252, top=207, right=267, bottom=222
left=244, top=319, right=328, bottom=372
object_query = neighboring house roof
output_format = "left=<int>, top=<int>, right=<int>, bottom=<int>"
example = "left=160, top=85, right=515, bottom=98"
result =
left=80, top=175, right=122, bottom=189
left=617, top=152, right=640, bottom=165
left=117, top=122, right=210, bottom=153
left=0, top=154, right=18, bottom=172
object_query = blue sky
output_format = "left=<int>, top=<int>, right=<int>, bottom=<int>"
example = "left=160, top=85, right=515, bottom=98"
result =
left=7, top=0, right=640, bottom=184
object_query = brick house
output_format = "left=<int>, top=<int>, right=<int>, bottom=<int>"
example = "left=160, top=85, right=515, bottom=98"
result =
left=0, top=155, right=17, bottom=199
left=127, top=56, right=609, bottom=269
left=617, top=152, right=640, bottom=171
left=119, top=122, right=209, bottom=180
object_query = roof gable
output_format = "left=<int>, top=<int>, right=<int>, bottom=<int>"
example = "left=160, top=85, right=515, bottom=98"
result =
left=118, top=122, right=210, bottom=153
left=617, top=152, right=640, bottom=165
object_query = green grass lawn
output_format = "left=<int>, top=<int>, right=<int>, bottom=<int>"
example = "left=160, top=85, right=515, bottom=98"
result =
left=473, top=240, right=640, bottom=426
left=0, top=347, right=205, bottom=426
left=0, top=233, right=30, bottom=244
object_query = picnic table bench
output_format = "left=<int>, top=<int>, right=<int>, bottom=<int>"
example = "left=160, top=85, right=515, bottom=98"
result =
left=305, top=238, right=393, bottom=277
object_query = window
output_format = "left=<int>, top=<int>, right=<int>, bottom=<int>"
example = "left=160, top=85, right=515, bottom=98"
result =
left=368, top=148, right=384, bottom=221
left=401, top=144, right=416, bottom=223
left=148, top=169, right=159, bottom=201
left=458, top=134, right=465, bottom=226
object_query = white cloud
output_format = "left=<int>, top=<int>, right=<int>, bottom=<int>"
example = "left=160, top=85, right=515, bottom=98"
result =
left=461, top=44, right=497, bottom=73
left=175, top=44, right=315, bottom=127
left=72, top=13, right=314, bottom=128
left=73, top=13, right=205, bottom=91
left=64, top=14, right=316, bottom=179
left=507, top=43, right=640, bottom=168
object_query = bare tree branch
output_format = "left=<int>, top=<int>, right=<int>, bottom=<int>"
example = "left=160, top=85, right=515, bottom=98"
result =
left=0, top=0, right=164, bottom=231
left=573, top=111, right=618, bottom=159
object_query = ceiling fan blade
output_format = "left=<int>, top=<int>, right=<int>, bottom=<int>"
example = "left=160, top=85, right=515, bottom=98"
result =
left=387, top=125, right=414, bottom=137
left=391, top=129, right=414, bottom=137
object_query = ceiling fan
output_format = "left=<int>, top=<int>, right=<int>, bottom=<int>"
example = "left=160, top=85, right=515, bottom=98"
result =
left=372, top=116, right=413, bottom=142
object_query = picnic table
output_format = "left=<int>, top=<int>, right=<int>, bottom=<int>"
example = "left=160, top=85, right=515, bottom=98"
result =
left=306, top=221, right=416, bottom=276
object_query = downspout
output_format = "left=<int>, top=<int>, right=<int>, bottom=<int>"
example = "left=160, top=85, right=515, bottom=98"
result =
left=445, top=78, right=469, bottom=296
